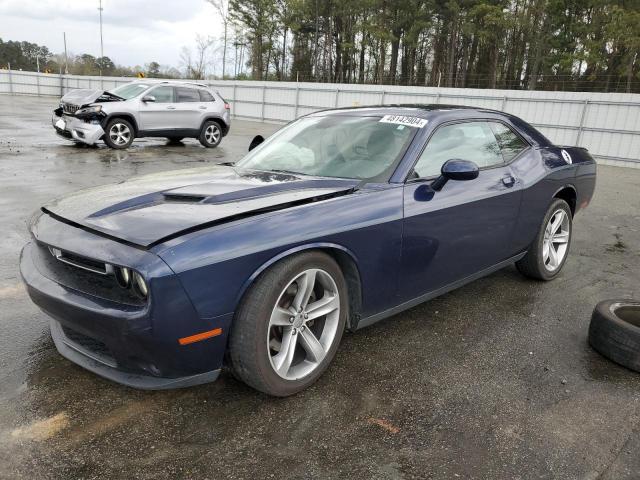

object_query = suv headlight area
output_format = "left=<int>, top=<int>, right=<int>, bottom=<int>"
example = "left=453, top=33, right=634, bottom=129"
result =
left=75, top=105, right=103, bottom=117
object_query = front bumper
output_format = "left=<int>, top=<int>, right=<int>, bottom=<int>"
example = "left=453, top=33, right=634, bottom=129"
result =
left=20, top=215, right=231, bottom=389
left=52, top=112, right=104, bottom=145
left=49, top=319, right=220, bottom=389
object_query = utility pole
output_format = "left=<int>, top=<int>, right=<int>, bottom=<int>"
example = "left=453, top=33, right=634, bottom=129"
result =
left=98, top=0, right=104, bottom=76
left=63, top=32, right=68, bottom=74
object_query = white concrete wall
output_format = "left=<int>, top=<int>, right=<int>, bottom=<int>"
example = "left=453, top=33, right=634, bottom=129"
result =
left=1, top=70, right=639, bottom=165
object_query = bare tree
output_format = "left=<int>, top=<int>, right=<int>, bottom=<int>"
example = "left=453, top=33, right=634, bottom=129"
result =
left=194, top=34, right=215, bottom=79
left=209, top=0, right=230, bottom=78
left=179, top=45, right=195, bottom=78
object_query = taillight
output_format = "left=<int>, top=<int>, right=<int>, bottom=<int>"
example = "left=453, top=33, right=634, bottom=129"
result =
left=224, top=103, right=230, bottom=110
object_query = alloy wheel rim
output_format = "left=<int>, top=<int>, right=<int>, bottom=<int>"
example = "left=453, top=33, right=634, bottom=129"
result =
left=109, top=123, right=131, bottom=145
left=267, top=268, right=340, bottom=380
left=205, top=125, right=220, bottom=144
left=543, top=209, right=570, bottom=271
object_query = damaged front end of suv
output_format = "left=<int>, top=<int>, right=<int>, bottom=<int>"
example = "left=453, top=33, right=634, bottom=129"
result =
left=52, top=89, right=123, bottom=145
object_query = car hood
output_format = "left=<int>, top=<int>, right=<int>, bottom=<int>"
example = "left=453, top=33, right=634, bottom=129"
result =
left=60, top=89, right=123, bottom=106
left=42, top=166, right=359, bottom=248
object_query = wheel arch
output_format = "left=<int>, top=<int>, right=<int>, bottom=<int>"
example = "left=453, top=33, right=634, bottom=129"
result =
left=553, top=184, right=577, bottom=216
left=102, top=112, right=139, bottom=136
left=200, top=116, right=229, bottom=136
left=236, top=243, right=363, bottom=331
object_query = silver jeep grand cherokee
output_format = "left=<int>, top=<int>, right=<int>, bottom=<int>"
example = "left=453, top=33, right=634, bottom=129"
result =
left=52, top=80, right=231, bottom=149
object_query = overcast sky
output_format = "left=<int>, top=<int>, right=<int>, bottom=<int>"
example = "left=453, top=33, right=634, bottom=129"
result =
left=0, top=0, right=225, bottom=68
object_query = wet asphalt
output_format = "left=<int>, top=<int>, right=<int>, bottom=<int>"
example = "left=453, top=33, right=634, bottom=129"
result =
left=0, top=95, right=639, bottom=480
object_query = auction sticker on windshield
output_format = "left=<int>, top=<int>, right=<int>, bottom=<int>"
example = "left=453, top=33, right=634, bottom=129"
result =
left=379, top=115, right=428, bottom=128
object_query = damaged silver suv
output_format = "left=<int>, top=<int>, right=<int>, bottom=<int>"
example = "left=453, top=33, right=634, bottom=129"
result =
left=52, top=80, right=231, bottom=149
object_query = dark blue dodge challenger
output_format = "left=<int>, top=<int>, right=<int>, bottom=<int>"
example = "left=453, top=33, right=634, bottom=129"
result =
left=20, top=105, right=596, bottom=396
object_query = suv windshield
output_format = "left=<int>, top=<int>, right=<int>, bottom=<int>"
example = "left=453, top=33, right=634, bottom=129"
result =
left=236, top=115, right=417, bottom=180
left=109, top=83, right=150, bottom=100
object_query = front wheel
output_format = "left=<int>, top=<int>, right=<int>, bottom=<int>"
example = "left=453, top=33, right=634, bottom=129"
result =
left=516, top=198, right=572, bottom=280
left=104, top=118, right=134, bottom=149
left=228, top=251, right=348, bottom=396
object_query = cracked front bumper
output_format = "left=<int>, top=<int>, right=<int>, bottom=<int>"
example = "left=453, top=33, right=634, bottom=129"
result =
left=52, top=113, right=104, bottom=145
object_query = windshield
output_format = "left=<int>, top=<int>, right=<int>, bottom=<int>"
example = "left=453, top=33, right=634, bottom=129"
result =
left=109, top=83, right=150, bottom=100
left=236, top=115, right=418, bottom=180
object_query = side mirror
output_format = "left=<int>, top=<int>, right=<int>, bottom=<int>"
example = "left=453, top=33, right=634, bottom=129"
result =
left=142, top=95, right=156, bottom=103
left=431, top=159, right=479, bottom=191
left=248, top=135, right=264, bottom=152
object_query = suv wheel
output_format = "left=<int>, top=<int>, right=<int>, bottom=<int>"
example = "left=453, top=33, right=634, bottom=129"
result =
left=104, top=118, right=134, bottom=149
left=199, top=121, right=222, bottom=148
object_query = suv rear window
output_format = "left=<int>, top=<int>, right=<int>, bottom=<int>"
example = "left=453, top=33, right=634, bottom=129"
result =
left=199, top=89, right=215, bottom=102
left=176, top=87, right=200, bottom=102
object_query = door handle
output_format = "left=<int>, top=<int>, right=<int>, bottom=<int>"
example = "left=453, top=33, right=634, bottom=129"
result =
left=198, top=106, right=207, bottom=110
left=502, top=175, right=516, bottom=188
left=166, top=106, right=176, bottom=110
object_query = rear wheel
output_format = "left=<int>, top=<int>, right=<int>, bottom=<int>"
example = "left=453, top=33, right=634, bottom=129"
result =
left=516, top=199, right=572, bottom=280
left=229, top=251, right=347, bottom=396
left=199, top=120, right=222, bottom=148
left=104, top=118, right=134, bottom=149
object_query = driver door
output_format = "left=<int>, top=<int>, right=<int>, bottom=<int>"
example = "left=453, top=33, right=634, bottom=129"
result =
left=398, top=120, right=526, bottom=303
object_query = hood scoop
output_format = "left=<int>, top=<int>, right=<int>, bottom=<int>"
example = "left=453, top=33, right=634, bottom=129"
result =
left=164, top=178, right=356, bottom=205
left=162, top=193, right=206, bottom=203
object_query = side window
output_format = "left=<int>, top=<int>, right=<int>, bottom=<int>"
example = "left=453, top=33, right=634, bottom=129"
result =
left=489, top=122, right=528, bottom=162
left=149, top=86, right=174, bottom=103
left=199, top=89, right=215, bottom=102
left=413, top=121, right=504, bottom=178
left=176, top=87, right=200, bottom=102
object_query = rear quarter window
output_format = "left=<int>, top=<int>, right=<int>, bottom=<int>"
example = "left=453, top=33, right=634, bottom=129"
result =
left=489, top=122, right=528, bottom=162
left=199, top=90, right=215, bottom=102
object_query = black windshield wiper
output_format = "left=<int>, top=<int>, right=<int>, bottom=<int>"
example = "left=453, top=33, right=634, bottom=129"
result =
left=268, top=169, right=305, bottom=176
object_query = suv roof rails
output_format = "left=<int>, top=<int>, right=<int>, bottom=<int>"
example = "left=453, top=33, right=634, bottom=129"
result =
left=132, top=79, right=210, bottom=88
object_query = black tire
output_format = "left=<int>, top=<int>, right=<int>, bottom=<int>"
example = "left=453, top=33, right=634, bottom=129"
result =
left=199, top=120, right=222, bottom=148
left=516, top=198, right=572, bottom=281
left=103, top=118, right=135, bottom=149
left=589, top=299, right=640, bottom=372
left=228, top=251, right=348, bottom=396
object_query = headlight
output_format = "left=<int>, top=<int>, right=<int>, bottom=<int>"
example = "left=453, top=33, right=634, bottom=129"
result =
left=115, top=266, right=131, bottom=288
left=113, top=267, right=148, bottom=300
left=76, top=105, right=102, bottom=116
left=132, top=271, right=148, bottom=299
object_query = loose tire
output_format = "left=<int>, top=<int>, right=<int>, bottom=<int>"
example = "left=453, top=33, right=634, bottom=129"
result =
left=516, top=198, right=572, bottom=281
left=199, top=120, right=222, bottom=148
left=589, top=299, right=640, bottom=372
left=228, top=251, right=348, bottom=396
left=104, top=118, right=135, bottom=149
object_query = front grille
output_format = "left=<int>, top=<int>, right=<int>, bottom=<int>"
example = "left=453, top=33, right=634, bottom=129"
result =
left=61, top=325, right=117, bottom=367
left=34, top=242, right=146, bottom=306
left=62, top=103, right=80, bottom=115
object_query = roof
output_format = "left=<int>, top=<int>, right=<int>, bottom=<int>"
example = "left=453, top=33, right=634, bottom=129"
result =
left=309, top=103, right=551, bottom=146
left=311, top=104, right=505, bottom=119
